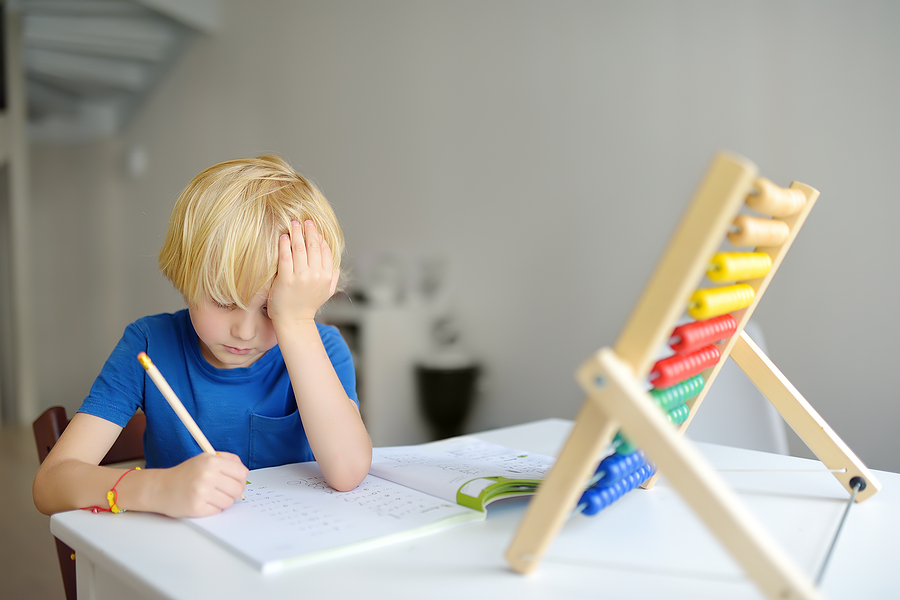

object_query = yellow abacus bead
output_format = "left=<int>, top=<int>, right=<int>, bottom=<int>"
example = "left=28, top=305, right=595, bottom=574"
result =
left=688, top=284, right=755, bottom=320
left=707, top=252, right=772, bottom=283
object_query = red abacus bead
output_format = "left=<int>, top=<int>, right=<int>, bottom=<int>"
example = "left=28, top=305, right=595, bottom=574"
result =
left=669, top=314, right=737, bottom=355
left=650, top=345, right=720, bottom=388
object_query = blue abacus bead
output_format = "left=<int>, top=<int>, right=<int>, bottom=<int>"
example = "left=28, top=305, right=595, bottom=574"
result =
left=629, top=469, right=650, bottom=491
left=633, top=466, right=647, bottom=484
left=603, top=450, right=646, bottom=485
left=622, top=452, right=642, bottom=478
left=632, top=465, right=648, bottom=484
left=620, top=450, right=637, bottom=472
left=580, top=488, right=603, bottom=516
left=594, top=453, right=619, bottom=478
left=628, top=471, right=644, bottom=490
left=599, top=485, right=617, bottom=506
left=627, top=450, right=645, bottom=472
left=596, top=453, right=624, bottom=481
left=595, top=488, right=614, bottom=513
left=618, top=453, right=635, bottom=475
left=580, top=489, right=604, bottom=516
left=582, top=462, right=657, bottom=517
left=637, top=464, right=656, bottom=484
left=623, top=471, right=639, bottom=490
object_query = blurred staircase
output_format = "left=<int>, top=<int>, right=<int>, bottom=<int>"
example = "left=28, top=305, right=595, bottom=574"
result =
left=8, top=0, right=219, bottom=142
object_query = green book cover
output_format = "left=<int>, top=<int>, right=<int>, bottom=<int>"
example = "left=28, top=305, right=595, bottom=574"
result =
left=370, top=437, right=554, bottom=511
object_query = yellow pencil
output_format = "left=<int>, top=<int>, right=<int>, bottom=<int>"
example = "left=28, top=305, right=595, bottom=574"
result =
left=138, top=352, right=250, bottom=500
left=137, top=352, right=246, bottom=499
left=137, top=352, right=216, bottom=454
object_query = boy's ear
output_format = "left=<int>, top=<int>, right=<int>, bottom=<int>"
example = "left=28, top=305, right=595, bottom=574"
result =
left=330, top=270, right=340, bottom=297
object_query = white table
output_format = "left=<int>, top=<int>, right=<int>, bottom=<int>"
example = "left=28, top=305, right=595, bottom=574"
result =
left=52, top=419, right=900, bottom=599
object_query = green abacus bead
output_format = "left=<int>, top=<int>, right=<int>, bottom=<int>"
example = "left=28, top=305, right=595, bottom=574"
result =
left=667, top=403, right=691, bottom=425
left=650, top=374, right=705, bottom=411
left=614, top=431, right=638, bottom=455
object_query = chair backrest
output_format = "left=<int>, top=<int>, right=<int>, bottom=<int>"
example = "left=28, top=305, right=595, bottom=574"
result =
left=684, top=321, right=789, bottom=454
left=32, top=406, right=146, bottom=600
left=33, top=406, right=70, bottom=464
left=33, top=406, right=146, bottom=466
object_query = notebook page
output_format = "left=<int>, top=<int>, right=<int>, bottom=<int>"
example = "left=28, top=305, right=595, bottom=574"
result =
left=186, top=461, right=481, bottom=572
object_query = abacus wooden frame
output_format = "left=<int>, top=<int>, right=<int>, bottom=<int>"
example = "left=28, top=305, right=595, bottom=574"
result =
left=504, top=152, right=881, bottom=600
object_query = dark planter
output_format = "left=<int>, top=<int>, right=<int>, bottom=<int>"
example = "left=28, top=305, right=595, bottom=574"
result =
left=416, top=364, right=479, bottom=440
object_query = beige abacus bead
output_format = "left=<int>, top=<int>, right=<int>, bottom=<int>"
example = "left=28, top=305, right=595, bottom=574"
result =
left=746, top=177, right=808, bottom=217
left=728, top=214, right=790, bottom=247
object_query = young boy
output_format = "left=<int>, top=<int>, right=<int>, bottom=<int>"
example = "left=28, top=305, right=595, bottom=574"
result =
left=33, top=155, right=372, bottom=518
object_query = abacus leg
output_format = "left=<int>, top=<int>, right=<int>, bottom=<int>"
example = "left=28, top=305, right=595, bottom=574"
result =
left=581, top=348, right=821, bottom=600
left=505, top=399, right=618, bottom=574
left=730, top=331, right=881, bottom=501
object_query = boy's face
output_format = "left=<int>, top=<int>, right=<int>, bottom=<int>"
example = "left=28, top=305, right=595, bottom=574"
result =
left=188, top=287, right=277, bottom=369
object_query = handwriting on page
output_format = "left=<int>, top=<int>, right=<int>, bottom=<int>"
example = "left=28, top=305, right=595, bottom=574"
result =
left=187, top=463, right=481, bottom=571
left=242, top=474, right=451, bottom=528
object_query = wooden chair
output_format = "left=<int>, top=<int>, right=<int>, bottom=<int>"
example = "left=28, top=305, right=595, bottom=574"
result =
left=32, top=406, right=146, bottom=600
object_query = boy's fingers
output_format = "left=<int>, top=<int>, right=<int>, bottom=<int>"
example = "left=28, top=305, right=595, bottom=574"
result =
left=291, top=220, right=307, bottom=270
left=304, top=220, right=322, bottom=268
left=207, top=488, right=239, bottom=512
left=216, top=451, right=246, bottom=466
left=219, top=475, right=247, bottom=499
left=219, top=471, right=248, bottom=502
left=277, top=233, right=292, bottom=274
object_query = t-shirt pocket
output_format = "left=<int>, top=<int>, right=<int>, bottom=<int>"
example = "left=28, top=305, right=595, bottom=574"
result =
left=248, top=411, right=315, bottom=470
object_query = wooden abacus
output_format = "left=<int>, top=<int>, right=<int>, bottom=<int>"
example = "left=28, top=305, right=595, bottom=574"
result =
left=504, top=152, right=881, bottom=600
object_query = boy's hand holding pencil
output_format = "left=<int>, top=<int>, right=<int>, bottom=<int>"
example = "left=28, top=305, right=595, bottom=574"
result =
left=138, top=352, right=249, bottom=516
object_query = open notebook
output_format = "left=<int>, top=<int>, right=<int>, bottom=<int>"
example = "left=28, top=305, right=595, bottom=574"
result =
left=185, top=437, right=555, bottom=573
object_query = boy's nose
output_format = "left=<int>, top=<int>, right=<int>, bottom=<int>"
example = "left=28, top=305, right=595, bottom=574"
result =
left=231, top=312, right=257, bottom=340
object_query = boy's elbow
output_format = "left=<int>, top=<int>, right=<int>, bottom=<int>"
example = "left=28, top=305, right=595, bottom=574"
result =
left=33, top=460, right=72, bottom=516
left=32, top=474, right=56, bottom=516
left=328, top=449, right=373, bottom=492
left=33, top=498, right=54, bottom=516
left=329, top=473, right=367, bottom=493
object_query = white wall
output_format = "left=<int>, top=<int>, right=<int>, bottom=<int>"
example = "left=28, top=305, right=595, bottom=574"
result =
left=29, top=1, right=900, bottom=471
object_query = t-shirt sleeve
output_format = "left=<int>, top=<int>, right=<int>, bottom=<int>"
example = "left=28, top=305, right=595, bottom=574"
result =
left=318, top=323, right=359, bottom=404
left=77, top=322, right=148, bottom=427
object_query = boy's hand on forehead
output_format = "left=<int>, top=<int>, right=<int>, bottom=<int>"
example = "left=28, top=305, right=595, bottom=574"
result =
left=267, top=220, right=340, bottom=325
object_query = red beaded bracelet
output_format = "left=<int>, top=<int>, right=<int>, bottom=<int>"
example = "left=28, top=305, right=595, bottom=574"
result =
left=81, top=467, right=142, bottom=514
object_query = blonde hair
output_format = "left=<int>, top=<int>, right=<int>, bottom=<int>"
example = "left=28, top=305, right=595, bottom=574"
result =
left=159, top=155, right=344, bottom=309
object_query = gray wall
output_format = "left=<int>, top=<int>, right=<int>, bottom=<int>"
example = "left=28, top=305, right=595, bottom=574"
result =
left=29, top=1, right=900, bottom=471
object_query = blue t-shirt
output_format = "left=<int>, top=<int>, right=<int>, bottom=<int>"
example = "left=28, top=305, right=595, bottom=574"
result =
left=77, top=310, right=358, bottom=470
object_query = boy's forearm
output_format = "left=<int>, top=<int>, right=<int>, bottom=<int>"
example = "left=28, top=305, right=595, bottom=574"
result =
left=274, top=319, right=373, bottom=491
left=33, top=459, right=146, bottom=516
left=34, top=457, right=248, bottom=518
